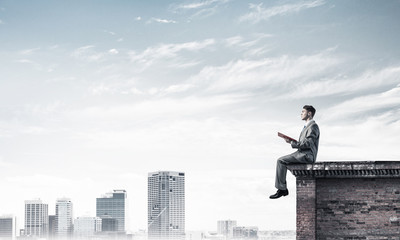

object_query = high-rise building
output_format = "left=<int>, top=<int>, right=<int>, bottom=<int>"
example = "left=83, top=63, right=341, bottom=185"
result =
left=48, top=215, right=56, bottom=239
left=0, top=215, right=16, bottom=240
left=217, top=220, right=237, bottom=239
left=96, top=190, right=127, bottom=232
left=74, top=216, right=102, bottom=239
left=55, top=198, right=73, bottom=239
left=24, top=199, right=48, bottom=238
left=148, top=171, right=185, bottom=240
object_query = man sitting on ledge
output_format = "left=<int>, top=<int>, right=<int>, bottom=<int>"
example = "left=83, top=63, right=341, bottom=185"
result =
left=270, top=105, right=320, bottom=199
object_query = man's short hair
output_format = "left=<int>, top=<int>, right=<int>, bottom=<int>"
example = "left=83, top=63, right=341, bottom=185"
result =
left=303, top=105, right=316, bottom=117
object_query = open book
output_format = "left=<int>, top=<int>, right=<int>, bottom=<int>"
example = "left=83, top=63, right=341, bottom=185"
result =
left=278, top=132, right=297, bottom=142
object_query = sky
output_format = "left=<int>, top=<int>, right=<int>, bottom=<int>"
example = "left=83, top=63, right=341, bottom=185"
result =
left=1, top=0, right=400, bottom=233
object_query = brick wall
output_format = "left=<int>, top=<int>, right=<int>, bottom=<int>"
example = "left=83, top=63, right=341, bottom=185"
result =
left=288, top=162, right=400, bottom=240
left=316, top=178, right=400, bottom=239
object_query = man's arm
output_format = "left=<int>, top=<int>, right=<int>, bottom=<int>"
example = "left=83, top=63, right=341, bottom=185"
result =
left=291, top=124, right=319, bottom=150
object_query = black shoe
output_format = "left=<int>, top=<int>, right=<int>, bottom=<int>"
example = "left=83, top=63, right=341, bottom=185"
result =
left=269, top=189, right=289, bottom=199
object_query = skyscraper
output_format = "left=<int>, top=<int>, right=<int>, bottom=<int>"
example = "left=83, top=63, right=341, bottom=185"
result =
left=0, top=215, right=16, bottom=240
left=96, top=190, right=127, bottom=232
left=55, top=198, right=73, bottom=239
left=24, top=199, right=48, bottom=238
left=148, top=171, right=185, bottom=240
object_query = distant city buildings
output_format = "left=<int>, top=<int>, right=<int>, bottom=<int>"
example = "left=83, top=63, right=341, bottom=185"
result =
left=148, top=171, right=185, bottom=240
left=48, top=215, right=56, bottom=239
left=55, top=198, right=73, bottom=239
left=73, top=216, right=101, bottom=239
left=217, top=220, right=237, bottom=239
left=232, top=226, right=258, bottom=240
left=96, top=189, right=127, bottom=233
left=24, top=199, right=48, bottom=238
left=0, top=215, right=16, bottom=240
left=0, top=171, right=281, bottom=240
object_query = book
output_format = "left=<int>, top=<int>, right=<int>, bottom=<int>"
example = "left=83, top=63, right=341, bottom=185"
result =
left=278, top=132, right=297, bottom=142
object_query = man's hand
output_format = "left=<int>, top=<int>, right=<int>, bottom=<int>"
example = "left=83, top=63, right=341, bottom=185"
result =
left=285, top=138, right=291, bottom=144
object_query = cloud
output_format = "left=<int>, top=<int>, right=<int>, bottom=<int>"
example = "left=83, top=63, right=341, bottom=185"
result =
left=103, top=30, right=116, bottom=35
left=148, top=17, right=177, bottom=24
left=172, top=0, right=230, bottom=18
left=19, top=48, right=40, bottom=55
left=129, top=39, right=215, bottom=69
left=190, top=49, right=340, bottom=93
left=71, top=45, right=105, bottom=62
left=175, top=0, right=227, bottom=10
left=282, top=66, right=400, bottom=99
left=239, top=0, right=326, bottom=23
left=0, top=19, right=4, bottom=24
left=321, top=85, right=400, bottom=122
left=108, top=49, right=119, bottom=54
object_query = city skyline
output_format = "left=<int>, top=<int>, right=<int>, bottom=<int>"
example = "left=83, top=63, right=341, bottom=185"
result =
left=1, top=0, right=400, bottom=233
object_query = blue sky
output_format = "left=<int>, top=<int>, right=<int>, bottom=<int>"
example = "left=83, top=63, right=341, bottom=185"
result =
left=1, top=0, right=400, bottom=232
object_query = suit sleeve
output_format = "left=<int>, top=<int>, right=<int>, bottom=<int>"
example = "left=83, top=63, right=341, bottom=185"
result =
left=291, top=124, right=319, bottom=150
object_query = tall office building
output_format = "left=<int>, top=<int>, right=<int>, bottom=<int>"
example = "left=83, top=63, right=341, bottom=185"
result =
left=148, top=171, right=185, bottom=240
left=74, top=216, right=102, bottom=239
left=55, top=198, right=73, bottom=239
left=96, top=190, right=127, bottom=232
left=48, top=215, right=56, bottom=239
left=24, top=199, right=48, bottom=238
left=217, top=220, right=237, bottom=239
left=0, top=215, right=16, bottom=240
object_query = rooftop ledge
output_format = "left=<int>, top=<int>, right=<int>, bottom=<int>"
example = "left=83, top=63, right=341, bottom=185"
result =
left=287, top=161, right=400, bottom=178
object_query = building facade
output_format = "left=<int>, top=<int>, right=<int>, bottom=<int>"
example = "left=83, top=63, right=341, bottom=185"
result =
left=232, top=227, right=258, bottom=240
left=55, top=198, right=73, bottom=239
left=24, top=199, right=48, bottom=238
left=74, top=216, right=102, bottom=239
left=217, top=220, right=237, bottom=239
left=96, top=190, right=127, bottom=232
left=288, top=161, right=400, bottom=240
left=48, top=215, right=56, bottom=239
left=0, top=215, right=16, bottom=240
left=148, top=171, right=185, bottom=240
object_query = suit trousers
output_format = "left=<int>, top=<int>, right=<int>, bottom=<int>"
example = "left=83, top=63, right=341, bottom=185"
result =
left=275, top=151, right=313, bottom=190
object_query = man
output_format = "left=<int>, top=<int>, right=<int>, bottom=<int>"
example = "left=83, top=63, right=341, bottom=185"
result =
left=270, top=105, right=320, bottom=199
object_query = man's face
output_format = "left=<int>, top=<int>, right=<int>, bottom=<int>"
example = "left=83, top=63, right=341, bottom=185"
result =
left=301, top=109, right=310, bottom=121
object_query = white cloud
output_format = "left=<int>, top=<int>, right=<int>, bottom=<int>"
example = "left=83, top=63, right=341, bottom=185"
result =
left=19, top=48, right=40, bottom=55
left=129, top=39, right=215, bottom=69
left=163, top=84, right=195, bottom=94
left=109, top=49, right=119, bottom=54
left=103, top=30, right=116, bottom=35
left=135, top=16, right=142, bottom=21
left=282, top=66, right=400, bottom=99
left=148, top=17, right=177, bottom=24
left=190, top=49, right=340, bottom=93
left=173, top=0, right=230, bottom=19
left=239, top=0, right=326, bottom=23
left=175, top=0, right=229, bottom=10
left=321, top=85, right=400, bottom=122
left=71, top=45, right=105, bottom=62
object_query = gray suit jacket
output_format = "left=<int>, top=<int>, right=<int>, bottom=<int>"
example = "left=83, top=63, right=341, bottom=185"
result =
left=290, top=120, right=320, bottom=163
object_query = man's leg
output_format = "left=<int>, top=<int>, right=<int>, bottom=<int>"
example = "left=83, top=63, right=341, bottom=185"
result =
left=275, top=152, right=301, bottom=190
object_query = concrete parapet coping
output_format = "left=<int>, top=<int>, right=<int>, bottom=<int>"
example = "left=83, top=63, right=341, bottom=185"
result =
left=287, top=161, right=400, bottom=178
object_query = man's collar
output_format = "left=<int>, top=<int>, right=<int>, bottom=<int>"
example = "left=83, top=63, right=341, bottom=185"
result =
left=305, top=119, right=315, bottom=127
